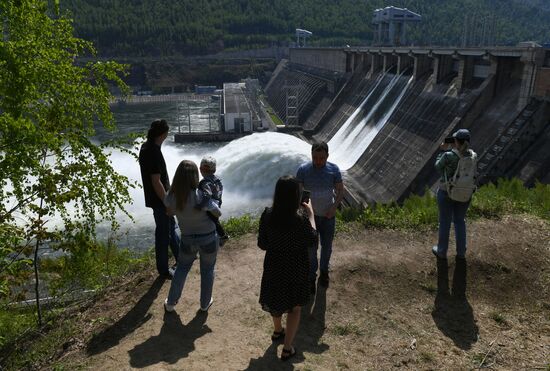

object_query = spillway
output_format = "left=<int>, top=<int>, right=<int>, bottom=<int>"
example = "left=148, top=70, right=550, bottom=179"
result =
left=266, top=45, right=550, bottom=205
left=329, top=72, right=414, bottom=170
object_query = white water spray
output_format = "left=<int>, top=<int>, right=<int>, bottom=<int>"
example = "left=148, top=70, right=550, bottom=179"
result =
left=212, top=132, right=311, bottom=215
left=25, top=72, right=416, bottom=249
left=329, top=73, right=414, bottom=170
left=106, top=132, right=310, bottom=248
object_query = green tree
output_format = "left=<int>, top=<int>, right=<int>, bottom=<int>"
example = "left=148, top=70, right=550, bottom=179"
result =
left=0, top=0, right=132, bottom=325
left=59, top=0, right=550, bottom=56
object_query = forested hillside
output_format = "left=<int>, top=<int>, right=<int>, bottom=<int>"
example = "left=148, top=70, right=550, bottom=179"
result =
left=63, top=0, right=550, bottom=56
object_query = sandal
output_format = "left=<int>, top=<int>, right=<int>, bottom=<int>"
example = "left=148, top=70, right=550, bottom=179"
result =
left=271, top=329, right=285, bottom=342
left=281, top=346, right=296, bottom=361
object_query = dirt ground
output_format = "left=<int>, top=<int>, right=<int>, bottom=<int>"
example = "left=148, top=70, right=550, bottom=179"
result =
left=55, top=215, right=549, bottom=370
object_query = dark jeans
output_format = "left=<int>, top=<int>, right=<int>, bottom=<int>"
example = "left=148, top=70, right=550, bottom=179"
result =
left=309, top=215, right=336, bottom=280
left=152, top=207, right=180, bottom=275
left=436, top=189, right=470, bottom=258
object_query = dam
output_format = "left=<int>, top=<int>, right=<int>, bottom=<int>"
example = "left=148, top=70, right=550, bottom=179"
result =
left=264, top=44, right=550, bottom=205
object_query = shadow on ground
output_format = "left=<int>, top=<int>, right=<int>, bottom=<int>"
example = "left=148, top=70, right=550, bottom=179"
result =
left=298, top=282, right=330, bottom=355
left=86, top=276, right=165, bottom=355
left=243, top=281, right=330, bottom=369
left=432, top=257, right=479, bottom=350
left=244, top=342, right=295, bottom=371
left=128, top=311, right=211, bottom=367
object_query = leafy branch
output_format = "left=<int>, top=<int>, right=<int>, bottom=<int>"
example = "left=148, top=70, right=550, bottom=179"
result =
left=0, top=0, right=132, bottom=325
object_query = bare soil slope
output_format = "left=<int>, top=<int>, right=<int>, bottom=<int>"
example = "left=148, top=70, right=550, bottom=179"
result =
left=58, top=215, right=549, bottom=370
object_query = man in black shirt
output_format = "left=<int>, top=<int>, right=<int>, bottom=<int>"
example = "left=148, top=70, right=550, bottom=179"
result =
left=139, top=119, right=180, bottom=278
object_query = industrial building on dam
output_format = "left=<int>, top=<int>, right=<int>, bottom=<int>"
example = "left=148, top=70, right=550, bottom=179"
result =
left=264, top=42, right=550, bottom=205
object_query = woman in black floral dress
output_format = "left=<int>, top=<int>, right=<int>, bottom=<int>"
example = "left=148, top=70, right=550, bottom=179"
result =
left=258, top=175, right=317, bottom=361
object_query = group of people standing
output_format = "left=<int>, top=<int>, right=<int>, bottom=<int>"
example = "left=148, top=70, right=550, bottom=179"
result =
left=138, top=119, right=227, bottom=314
left=138, top=118, right=475, bottom=361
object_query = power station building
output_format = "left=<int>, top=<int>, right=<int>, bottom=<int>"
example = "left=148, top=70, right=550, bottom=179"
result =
left=372, top=6, right=421, bottom=46
left=223, top=83, right=253, bottom=133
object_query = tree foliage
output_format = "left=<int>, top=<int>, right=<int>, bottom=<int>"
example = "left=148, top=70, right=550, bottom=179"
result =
left=0, top=0, right=132, bottom=318
left=60, top=0, right=550, bottom=57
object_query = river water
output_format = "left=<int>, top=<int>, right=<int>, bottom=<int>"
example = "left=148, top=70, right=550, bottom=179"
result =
left=105, top=101, right=311, bottom=251
left=105, top=71, right=410, bottom=251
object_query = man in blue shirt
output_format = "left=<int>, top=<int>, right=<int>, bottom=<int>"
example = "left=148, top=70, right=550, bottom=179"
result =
left=296, top=141, right=344, bottom=294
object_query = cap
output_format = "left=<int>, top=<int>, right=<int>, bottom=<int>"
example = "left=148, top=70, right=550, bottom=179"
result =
left=452, top=129, right=471, bottom=141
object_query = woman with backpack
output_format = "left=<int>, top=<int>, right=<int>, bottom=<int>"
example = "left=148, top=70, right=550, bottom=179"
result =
left=432, top=129, right=477, bottom=260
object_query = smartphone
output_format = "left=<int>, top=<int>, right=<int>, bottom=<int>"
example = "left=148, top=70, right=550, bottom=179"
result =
left=301, top=189, right=311, bottom=203
left=444, top=137, right=455, bottom=144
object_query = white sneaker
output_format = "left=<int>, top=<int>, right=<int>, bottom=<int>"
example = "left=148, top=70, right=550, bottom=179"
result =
left=164, top=298, right=175, bottom=312
left=200, top=297, right=213, bottom=312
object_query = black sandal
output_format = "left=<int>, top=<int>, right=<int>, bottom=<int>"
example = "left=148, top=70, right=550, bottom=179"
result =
left=281, top=346, right=296, bottom=361
left=271, top=329, right=285, bottom=342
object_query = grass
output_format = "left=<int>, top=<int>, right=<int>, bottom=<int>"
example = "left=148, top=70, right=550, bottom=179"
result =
left=419, top=282, right=437, bottom=294
left=0, top=240, right=151, bottom=369
left=472, top=352, right=486, bottom=366
left=265, top=106, right=284, bottom=126
left=43, top=242, right=150, bottom=295
left=222, top=214, right=259, bottom=239
left=339, top=179, right=550, bottom=230
left=495, top=263, right=512, bottom=274
left=332, top=322, right=363, bottom=336
left=269, top=113, right=284, bottom=126
left=336, top=361, right=351, bottom=369
left=223, top=179, right=550, bottom=238
left=0, top=307, right=36, bottom=350
left=472, top=347, right=497, bottom=369
left=1, top=177, right=548, bottom=369
left=489, top=311, right=508, bottom=326
left=1, top=315, right=77, bottom=370
left=470, top=179, right=550, bottom=221
left=420, top=351, right=435, bottom=362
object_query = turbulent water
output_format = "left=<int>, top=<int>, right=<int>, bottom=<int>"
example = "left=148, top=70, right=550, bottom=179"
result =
left=106, top=101, right=310, bottom=250
left=329, top=72, right=414, bottom=170
left=97, top=73, right=414, bottom=250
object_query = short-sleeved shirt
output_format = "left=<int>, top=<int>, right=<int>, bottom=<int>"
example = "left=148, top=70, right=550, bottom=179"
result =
left=138, top=141, right=169, bottom=208
left=296, top=161, right=342, bottom=216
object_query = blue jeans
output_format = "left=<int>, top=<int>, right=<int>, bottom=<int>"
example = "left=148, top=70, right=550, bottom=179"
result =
left=167, top=232, right=218, bottom=309
left=436, top=189, right=470, bottom=258
left=153, top=207, right=180, bottom=275
left=309, top=215, right=336, bottom=280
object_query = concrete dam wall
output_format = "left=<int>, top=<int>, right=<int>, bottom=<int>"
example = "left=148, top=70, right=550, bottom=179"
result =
left=265, top=46, right=550, bottom=205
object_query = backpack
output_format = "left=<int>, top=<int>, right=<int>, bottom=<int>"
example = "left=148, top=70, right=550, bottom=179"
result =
left=445, top=149, right=477, bottom=202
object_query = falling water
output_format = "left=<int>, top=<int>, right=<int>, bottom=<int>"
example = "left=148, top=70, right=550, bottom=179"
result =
left=107, top=131, right=310, bottom=249
left=37, top=73, right=416, bottom=249
left=329, top=71, right=415, bottom=170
